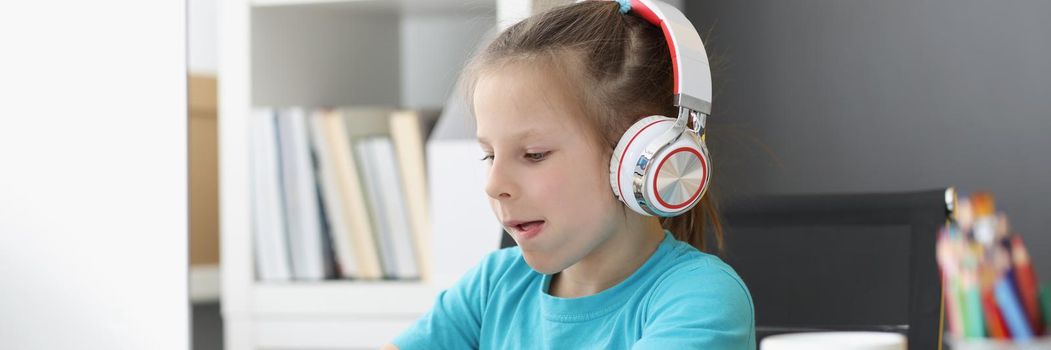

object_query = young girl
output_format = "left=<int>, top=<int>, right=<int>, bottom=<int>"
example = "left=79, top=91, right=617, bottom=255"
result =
left=387, top=1, right=755, bottom=348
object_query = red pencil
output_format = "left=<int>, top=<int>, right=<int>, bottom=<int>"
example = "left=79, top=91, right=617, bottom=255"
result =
left=982, top=287, right=1011, bottom=339
left=1010, top=235, right=1044, bottom=336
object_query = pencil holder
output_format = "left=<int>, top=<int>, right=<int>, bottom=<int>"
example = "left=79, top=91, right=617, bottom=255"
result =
left=937, top=192, right=1050, bottom=348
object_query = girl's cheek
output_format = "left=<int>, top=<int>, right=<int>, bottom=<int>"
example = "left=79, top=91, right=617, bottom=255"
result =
left=531, top=172, right=561, bottom=195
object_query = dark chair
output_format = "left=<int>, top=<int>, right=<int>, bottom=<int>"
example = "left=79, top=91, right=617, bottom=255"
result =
left=720, top=189, right=951, bottom=350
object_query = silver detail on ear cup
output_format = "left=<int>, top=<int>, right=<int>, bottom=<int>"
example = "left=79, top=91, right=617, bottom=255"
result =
left=689, top=110, right=707, bottom=138
left=633, top=149, right=661, bottom=216
left=631, top=168, right=658, bottom=216
left=656, top=150, right=704, bottom=206
left=675, top=93, right=711, bottom=116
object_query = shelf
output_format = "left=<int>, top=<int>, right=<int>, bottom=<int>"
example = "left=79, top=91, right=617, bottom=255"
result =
left=251, top=0, right=394, bottom=8
left=219, top=0, right=508, bottom=347
left=256, top=317, right=415, bottom=349
left=251, top=281, right=439, bottom=316
left=250, top=0, right=494, bottom=14
left=191, top=264, right=221, bottom=304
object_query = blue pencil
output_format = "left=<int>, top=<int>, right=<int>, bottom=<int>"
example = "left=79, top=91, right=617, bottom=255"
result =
left=995, top=276, right=1033, bottom=341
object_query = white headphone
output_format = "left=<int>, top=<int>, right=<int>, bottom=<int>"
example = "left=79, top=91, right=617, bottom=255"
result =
left=604, top=0, right=713, bottom=217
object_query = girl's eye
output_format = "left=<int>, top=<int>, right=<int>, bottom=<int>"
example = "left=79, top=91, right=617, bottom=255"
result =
left=525, top=152, right=550, bottom=162
left=480, top=152, right=549, bottom=163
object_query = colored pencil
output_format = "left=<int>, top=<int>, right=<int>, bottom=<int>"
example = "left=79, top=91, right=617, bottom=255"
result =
left=995, top=274, right=1033, bottom=340
left=1010, top=236, right=1044, bottom=335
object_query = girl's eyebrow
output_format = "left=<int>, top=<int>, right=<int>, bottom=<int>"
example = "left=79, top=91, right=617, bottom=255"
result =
left=477, top=128, right=545, bottom=145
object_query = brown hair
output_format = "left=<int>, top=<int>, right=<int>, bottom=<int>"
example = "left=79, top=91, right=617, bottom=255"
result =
left=463, top=1, right=724, bottom=253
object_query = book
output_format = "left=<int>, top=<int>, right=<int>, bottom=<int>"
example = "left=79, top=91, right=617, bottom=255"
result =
left=307, top=109, right=361, bottom=279
left=355, top=136, right=420, bottom=280
left=337, top=108, right=403, bottom=279
left=275, top=108, right=329, bottom=280
left=313, top=163, right=339, bottom=280
left=389, top=109, right=441, bottom=281
left=249, top=108, right=292, bottom=281
left=319, top=109, right=384, bottom=280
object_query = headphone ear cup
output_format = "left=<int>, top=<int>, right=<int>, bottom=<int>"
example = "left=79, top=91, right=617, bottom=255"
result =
left=609, top=115, right=676, bottom=216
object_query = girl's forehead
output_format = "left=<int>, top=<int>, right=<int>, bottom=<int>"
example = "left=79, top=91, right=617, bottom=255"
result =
left=474, top=64, right=587, bottom=136
left=475, top=111, right=572, bottom=146
left=477, top=65, right=568, bottom=104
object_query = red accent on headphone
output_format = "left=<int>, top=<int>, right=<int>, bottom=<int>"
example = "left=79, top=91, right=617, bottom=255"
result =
left=629, top=0, right=659, bottom=24
left=652, top=146, right=706, bottom=209
left=616, top=118, right=671, bottom=200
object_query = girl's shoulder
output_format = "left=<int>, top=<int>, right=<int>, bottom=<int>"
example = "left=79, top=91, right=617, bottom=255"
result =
left=650, top=240, right=753, bottom=309
left=635, top=242, right=757, bottom=348
left=664, top=237, right=741, bottom=278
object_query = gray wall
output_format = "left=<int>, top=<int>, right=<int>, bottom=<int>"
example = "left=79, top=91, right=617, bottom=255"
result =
left=687, top=1, right=1051, bottom=282
left=401, top=11, right=494, bottom=110
left=252, top=6, right=401, bottom=107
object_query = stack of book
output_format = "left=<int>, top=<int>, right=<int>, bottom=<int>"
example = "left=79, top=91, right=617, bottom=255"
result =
left=249, top=107, right=440, bottom=282
left=937, top=192, right=1051, bottom=342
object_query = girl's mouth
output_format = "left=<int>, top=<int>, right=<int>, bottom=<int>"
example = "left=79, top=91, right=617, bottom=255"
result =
left=513, top=221, right=545, bottom=240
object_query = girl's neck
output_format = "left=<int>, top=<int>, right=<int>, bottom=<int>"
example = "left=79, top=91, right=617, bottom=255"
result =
left=548, top=215, right=666, bottom=298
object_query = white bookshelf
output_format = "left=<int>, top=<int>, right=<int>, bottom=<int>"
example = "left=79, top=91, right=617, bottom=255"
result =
left=216, top=0, right=523, bottom=349
left=217, top=0, right=593, bottom=347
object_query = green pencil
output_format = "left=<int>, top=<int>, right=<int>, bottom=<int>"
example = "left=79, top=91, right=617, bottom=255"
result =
left=1041, top=282, right=1050, bottom=335
left=962, top=271, right=986, bottom=338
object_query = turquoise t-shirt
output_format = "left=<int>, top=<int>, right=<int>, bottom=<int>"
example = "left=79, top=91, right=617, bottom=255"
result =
left=393, top=230, right=756, bottom=349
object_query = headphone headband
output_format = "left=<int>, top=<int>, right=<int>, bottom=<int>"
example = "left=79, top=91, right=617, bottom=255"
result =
left=627, top=0, right=712, bottom=115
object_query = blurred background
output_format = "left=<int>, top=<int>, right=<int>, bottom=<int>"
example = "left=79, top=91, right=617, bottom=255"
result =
left=188, top=0, right=1048, bottom=348
left=1, top=0, right=1046, bottom=349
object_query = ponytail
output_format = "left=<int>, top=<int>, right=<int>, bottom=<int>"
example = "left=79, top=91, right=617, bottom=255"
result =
left=661, top=189, right=725, bottom=254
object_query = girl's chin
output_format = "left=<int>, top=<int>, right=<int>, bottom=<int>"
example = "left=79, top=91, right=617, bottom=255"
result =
left=519, top=252, right=569, bottom=275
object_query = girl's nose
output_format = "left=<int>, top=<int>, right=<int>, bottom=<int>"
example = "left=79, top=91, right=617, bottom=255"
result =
left=484, top=160, right=516, bottom=200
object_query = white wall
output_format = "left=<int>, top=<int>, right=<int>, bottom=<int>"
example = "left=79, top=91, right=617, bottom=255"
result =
left=190, top=0, right=218, bottom=74
left=0, top=0, right=189, bottom=349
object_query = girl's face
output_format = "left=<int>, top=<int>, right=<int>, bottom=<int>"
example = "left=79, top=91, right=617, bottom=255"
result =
left=474, top=63, right=624, bottom=275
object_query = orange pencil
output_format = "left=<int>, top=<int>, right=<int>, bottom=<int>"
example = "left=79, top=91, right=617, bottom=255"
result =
left=977, top=254, right=1009, bottom=339
left=971, top=192, right=995, bottom=216
left=1009, top=236, right=1044, bottom=335
left=982, top=287, right=1011, bottom=339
